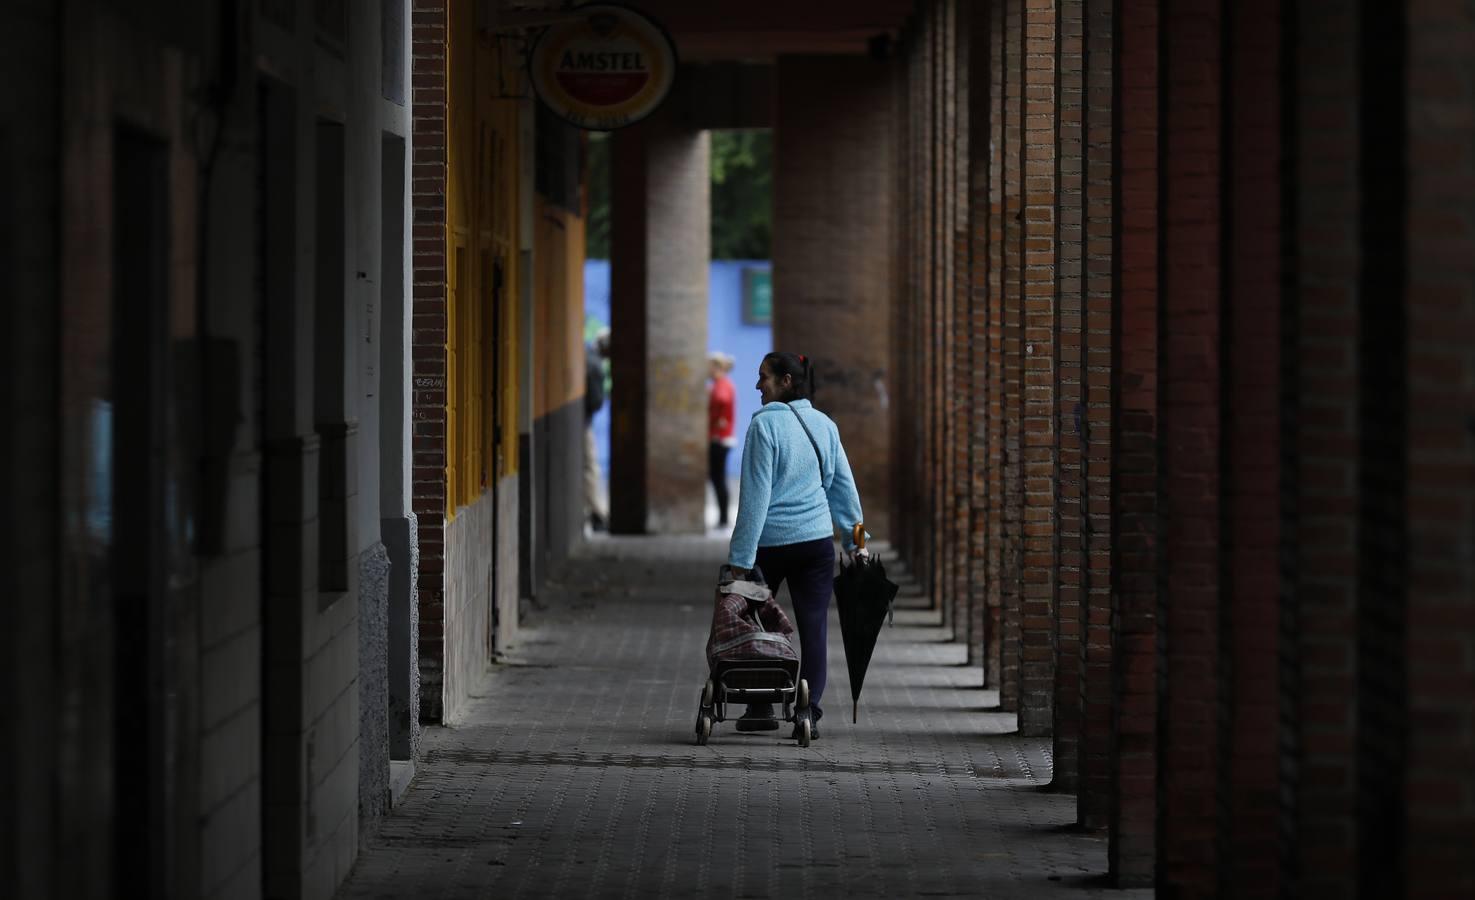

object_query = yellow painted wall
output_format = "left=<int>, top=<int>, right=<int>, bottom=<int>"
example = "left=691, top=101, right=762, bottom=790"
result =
left=533, top=198, right=587, bottom=419
left=446, top=0, right=521, bottom=515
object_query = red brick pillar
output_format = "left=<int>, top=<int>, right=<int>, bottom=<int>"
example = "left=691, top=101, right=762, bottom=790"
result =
left=949, top=0, right=977, bottom=661
left=900, top=34, right=921, bottom=573
left=929, top=3, right=947, bottom=621
left=936, top=0, right=957, bottom=635
left=1157, top=0, right=1223, bottom=890
left=1050, top=0, right=1084, bottom=786
left=1222, top=0, right=1282, bottom=891
left=1000, top=0, right=1025, bottom=716
left=1281, top=2, right=1360, bottom=893
left=965, top=0, right=992, bottom=678
left=773, top=56, right=897, bottom=542
left=610, top=121, right=711, bottom=535
left=896, top=26, right=920, bottom=575
left=1401, top=2, right=1475, bottom=894
left=1019, top=0, right=1058, bottom=738
left=1076, top=0, right=1114, bottom=831
left=1108, top=0, right=1159, bottom=884
left=411, top=0, right=449, bottom=721
left=955, top=0, right=991, bottom=666
left=916, top=7, right=939, bottom=608
left=984, top=0, right=1007, bottom=692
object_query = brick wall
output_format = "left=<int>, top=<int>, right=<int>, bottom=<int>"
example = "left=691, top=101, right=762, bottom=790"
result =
left=1157, top=0, right=1223, bottom=890
left=1108, top=0, right=1159, bottom=884
left=410, top=0, right=449, bottom=720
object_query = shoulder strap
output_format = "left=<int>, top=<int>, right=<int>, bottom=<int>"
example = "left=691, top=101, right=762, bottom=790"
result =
left=783, top=403, right=826, bottom=485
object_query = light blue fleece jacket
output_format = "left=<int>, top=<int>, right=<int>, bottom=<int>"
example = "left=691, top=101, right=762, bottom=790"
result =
left=727, top=400, right=865, bottom=570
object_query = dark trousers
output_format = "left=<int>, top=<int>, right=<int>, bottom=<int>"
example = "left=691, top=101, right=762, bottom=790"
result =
left=755, top=537, right=836, bottom=719
left=708, top=442, right=731, bottom=524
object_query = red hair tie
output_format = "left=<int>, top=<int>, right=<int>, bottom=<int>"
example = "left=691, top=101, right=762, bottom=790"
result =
left=799, top=354, right=807, bottom=364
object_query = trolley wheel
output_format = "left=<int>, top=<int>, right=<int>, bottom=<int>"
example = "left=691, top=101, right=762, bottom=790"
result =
left=797, top=678, right=811, bottom=711
left=696, top=715, right=712, bottom=746
left=701, top=679, right=714, bottom=707
left=798, top=717, right=811, bottom=748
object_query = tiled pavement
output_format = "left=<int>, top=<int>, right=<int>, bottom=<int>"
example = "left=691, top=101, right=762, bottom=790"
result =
left=337, top=536, right=1148, bottom=899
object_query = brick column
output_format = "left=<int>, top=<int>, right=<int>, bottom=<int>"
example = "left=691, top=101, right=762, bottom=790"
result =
left=773, top=56, right=897, bottom=542
left=1018, top=0, right=1058, bottom=738
left=985, top=0, right=1007, bottom=691
left=1050, top=0, right=1084, bottom=786
left=961, top=0, right=985, bottom=672
left=1108, top=0, right=1159, bottom=884
left=1281, top=2, right=1360, bottom=893
left=925, top=6, right=942, bottom=613
left=610, top=121, right=710, bottom=535
left=900, top=25, right=925, bottom=575
left=1157, top=0, right=1223, bottom=890
left=1076, top=0, right=1114, bottom=831
left=929, top=0, right=948, bottom=624
left=1222, top=0, right=1282, bottom=891
left=410, top=0, right=448, bottom=721
left=949, top=0, right=976, bottom=660
left=1000, top=0, right=1025, bottom=716
left=896, top=36, right=920, bottom=570
left=1403, top=3, right=1475, bottom=893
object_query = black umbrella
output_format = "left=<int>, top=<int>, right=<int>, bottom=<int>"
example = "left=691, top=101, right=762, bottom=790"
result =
left=834, top=523, right=900, bottom=723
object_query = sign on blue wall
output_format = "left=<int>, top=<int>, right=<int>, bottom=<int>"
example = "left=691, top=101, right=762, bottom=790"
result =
left=742, top=267, right=772, bottom=325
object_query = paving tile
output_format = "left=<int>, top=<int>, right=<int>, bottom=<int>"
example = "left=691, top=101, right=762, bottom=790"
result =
left=336, top=535, right=1149, bottom=900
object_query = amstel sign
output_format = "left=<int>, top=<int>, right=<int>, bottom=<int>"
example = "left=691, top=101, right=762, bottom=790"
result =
left=528, top=4, right=677, bottom=131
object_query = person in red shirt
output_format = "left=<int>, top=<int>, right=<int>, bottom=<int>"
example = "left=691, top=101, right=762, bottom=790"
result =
left=708, top=352, right=738, bottom=526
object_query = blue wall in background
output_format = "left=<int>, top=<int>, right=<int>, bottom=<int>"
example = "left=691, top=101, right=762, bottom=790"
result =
left=583, top=259, right=772, bottom=480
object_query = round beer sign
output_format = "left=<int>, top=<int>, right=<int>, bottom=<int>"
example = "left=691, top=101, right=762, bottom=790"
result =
left=529, top=5, right=677, bottom=131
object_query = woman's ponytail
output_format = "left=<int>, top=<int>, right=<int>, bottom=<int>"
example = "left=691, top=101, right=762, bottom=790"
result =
left=763, top=351, right=815, bottom=401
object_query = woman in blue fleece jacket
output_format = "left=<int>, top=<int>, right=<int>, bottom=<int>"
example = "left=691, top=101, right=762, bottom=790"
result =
left=727, top=351, right=867, bottom=740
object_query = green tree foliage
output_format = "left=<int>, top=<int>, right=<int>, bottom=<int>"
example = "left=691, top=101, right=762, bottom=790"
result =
left=708, top=129, right=772, bottom=260
left=586, top=132, right=612, bottom=259
left=583, top=129, right=772, bottom=261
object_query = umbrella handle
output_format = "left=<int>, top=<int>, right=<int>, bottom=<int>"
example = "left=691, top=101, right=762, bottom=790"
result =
left=852, top=522, right=866, bottom=551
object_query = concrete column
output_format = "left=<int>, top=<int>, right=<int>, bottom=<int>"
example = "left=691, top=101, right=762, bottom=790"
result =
left=610, top=121, right=710, bottom=535
left=772, top=56, right=897, bottom=541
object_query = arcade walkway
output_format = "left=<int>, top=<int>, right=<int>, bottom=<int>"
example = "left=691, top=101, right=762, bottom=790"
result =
left=336, top=536, right=1149, bottom=899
